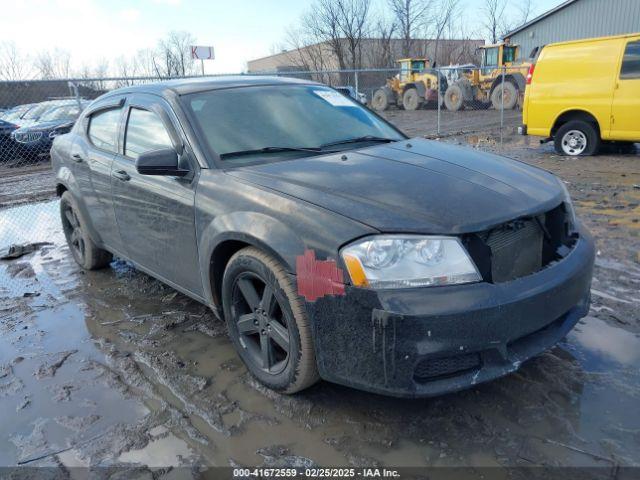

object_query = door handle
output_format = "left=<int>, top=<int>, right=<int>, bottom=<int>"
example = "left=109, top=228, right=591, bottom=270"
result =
left=112, top=170, right=131, bottom=182
left=71, top=153, right=83, bottom=163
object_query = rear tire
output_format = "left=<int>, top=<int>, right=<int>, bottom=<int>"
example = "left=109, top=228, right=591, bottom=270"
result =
left=491, top=81, right=518, bottom=110
left=444, top=84, right=464, bottom=111
left=371, top=89, right=389, bottom=111
left=402, top=88, right=421, bottom=111
left=222, top=247, right=319, bottom=394
left=60, top=191, right=112, bottom=270
left=554, top=120, right=600, bottom=156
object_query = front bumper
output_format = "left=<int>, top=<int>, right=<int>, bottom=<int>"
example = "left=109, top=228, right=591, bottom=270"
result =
left=306, top=224, right=595, bottom=398
left=11, top=138, right=52, bottom=158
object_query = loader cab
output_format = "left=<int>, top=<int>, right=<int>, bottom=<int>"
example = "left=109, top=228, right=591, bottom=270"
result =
left=398, top=58, right=429, bottom=82
left=479, top=44, right=519, bottom=74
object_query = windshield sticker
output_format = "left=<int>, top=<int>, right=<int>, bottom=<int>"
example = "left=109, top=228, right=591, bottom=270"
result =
left=313, top=90, right=355, bottom=107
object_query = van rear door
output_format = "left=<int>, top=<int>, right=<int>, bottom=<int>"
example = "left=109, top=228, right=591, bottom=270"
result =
left=610, top=38, right=640, bottom=141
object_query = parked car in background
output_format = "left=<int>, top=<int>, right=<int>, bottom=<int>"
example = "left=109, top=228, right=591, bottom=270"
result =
left=11, top=101, right=88, bottom=161
left=335, top=86, right=367, bottom=104
left=0, top=103, right=38, bottom=125
left=52, top=76, right=594, bottom=398
left=0, top=118, right=20, bottom=161
left=521, top=32, right=640, bottom=156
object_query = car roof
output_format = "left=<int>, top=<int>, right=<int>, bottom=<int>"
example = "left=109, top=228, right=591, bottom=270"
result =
left=99, top=75, right=321, bottom=100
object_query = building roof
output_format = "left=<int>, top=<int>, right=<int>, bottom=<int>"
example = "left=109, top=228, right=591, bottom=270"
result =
left=503, top=0, right=580, bottom=38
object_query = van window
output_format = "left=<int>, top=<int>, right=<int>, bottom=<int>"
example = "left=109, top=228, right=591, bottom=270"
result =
left=620, top=40, right=640, bottom=79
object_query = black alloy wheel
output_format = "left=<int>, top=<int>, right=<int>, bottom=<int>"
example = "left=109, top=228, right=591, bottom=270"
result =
left=61, top=200, right=86, bottom=265
left=231, top=272, right=291, bottom=374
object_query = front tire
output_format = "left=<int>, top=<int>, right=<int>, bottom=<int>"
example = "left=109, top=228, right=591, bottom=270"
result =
left=444, top=84, right=464, bottom=111
left=402, top=88, right=421, bottom=111
left=371, top=88, right=389, bottom=111
left=222, top=247, right=319, bottom=394
left=554, top=120, right=600, bottom=156
left=60, top=191, right=112, bottom=270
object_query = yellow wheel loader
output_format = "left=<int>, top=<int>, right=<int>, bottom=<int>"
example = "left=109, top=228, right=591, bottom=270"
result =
left=444, top=42, right=532, bottom=111
left=372, top=59, right=447, bottom=111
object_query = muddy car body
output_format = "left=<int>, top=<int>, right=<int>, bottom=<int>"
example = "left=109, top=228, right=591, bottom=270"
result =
left=51, top=76, right=595, bottom=398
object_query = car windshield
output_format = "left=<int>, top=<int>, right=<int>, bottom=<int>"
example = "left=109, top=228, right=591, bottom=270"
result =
left=22, top=103, right=54, bottom=120
left=184, top=84, right=404, bottom=164
left=3, top=106, right=32, bottom=123
left=39, top=104, right=81, bottom=122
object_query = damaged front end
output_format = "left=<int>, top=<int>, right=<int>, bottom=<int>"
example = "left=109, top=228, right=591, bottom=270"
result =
left=298, top=204, right=594, bottom=398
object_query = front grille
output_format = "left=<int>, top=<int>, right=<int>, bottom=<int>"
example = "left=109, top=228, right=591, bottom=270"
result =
left=484, top=217, right=543, bottom=282
left=14, top=131, right=43, bottom=143
left=464, top=203, right=573, bottom=283
left=414, top=353, right=481, bottom=381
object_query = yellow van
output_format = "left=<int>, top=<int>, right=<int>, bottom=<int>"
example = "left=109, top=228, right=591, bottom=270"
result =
left=521, top=33, right=640, bottom=156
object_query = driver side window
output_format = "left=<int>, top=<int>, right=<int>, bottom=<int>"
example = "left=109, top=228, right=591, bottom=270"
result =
left=124, top=108, right=173, bottom=160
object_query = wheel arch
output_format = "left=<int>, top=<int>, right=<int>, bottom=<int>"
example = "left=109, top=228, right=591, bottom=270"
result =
left=404, top=82, right=426, bottom=98
left=56, top=182, right=68, bottom=197
left=551, top=109, right=601, bottom=138
left=54, top=170, right=105, bottom=248
left=200, top=212, right=306, bottom=311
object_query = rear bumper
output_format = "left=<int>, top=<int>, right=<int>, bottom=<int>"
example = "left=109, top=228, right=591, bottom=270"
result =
left=306, top=223, right=595, bottom=398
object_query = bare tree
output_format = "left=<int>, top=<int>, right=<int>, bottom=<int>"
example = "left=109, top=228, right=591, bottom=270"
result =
left=482, top=0, right=507, bottom=44
left=0, top=42, right=30, bottom=80
left=501, top=0, right=535, bottom=38
left=283, top=26, right=332, bottom=72
left=426, top=0, right=461, bottom=66
left=153, top=31, right=198, bottom=77
left=34, top=49, right=72, bottom=79
left=300, top=0, right=372, bottom=71
left=388, top=0, right=432, bottom=58
left=366, top=18, right=396, bottom=68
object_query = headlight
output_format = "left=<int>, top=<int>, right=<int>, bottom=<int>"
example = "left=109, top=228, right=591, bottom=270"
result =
left=49, top=128, right=65, bottom=138
left=341, top=235, right=481, bottom=289
left=557, top=179, right=576, bottom=229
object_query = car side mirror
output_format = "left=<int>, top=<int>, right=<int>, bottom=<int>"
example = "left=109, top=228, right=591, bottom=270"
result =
left=136, top=148, right=189, bottom=177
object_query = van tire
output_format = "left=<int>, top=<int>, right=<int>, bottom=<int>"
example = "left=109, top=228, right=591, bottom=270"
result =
left=554, top=120, right=600, bottom=156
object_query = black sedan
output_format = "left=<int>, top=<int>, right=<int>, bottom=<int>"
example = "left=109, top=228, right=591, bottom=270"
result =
left=11, top=102, right=87, bottom=162
left=51, top=77, right=594, bottom=397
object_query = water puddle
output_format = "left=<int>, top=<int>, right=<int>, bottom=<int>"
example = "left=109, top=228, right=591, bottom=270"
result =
left=118, top=431, right=195, bottom=467
left=1, top=200, right=639, bottom=469
left=570, top=316, right=640, bottom=370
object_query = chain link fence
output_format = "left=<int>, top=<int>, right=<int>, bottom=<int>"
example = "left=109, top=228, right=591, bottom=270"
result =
left=0, top=66, right=522, bottom=252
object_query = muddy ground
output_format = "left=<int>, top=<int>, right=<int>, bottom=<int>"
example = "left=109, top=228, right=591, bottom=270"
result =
left=0, top=110, right=639, bottom=476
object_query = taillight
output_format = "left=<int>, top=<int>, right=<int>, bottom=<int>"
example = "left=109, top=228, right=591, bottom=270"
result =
left=526, top=64, right=535, bottom=85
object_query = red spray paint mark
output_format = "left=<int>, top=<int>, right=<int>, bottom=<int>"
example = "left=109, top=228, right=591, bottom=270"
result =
left=296, top=249, right=346, bottom=302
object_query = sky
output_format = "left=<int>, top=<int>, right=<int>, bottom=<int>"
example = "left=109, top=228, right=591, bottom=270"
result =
left=1, top=0, right=565, bottom=75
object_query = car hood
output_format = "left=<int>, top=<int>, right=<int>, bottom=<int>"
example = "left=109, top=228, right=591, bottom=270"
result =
left=225, top=138, right=564, bottom=234
left=14, top=120, right=73, bottom=133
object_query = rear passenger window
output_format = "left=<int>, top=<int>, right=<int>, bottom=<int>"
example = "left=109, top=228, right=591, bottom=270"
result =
left=88, top=108, right=121, bottom=153
left=621, top=41, right=640, bottom=79
left=124, top=108, right=173, bottom=160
